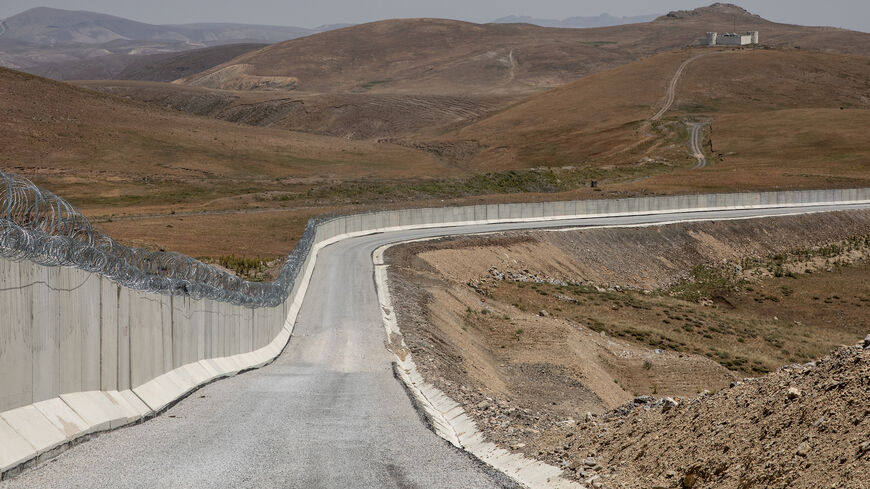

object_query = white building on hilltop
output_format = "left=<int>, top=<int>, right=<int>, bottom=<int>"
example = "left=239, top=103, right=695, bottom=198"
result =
left=705, top=31, right=759, bottom=46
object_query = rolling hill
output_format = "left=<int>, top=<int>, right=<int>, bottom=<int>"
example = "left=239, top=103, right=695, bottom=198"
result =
left=0, top=7, right=346, bottom=80
left=4, top=4, right=870, bottom=258
left=449, top=47, right=870, bottom=191
left=4, top=41, right=267, bottom=81
left=180, top=4, right=870, bottom=94
left=491, top=13, right=659, bottom=28
left=0, top=7, right=319, bottom=45
left=114, top=43, right=268, bottom=82
left=0, top=67, right=443, bottom=215
left=77, top=79, right=514, bottom=140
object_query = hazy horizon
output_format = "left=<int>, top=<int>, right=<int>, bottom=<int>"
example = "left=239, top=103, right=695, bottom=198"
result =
left=0, top=1, right=868, bottom=33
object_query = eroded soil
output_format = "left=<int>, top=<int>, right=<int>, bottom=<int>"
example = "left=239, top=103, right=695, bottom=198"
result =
left=386, top=211, right=870, bottom=488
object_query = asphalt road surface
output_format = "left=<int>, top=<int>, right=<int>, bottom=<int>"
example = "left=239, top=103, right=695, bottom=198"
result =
left=2, top=203, right=868, bottom=489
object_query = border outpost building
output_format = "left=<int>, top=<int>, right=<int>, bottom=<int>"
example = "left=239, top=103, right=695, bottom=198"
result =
left=706, top=31, right=759, bottom=46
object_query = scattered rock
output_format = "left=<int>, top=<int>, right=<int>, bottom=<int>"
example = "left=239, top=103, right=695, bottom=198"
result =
left=662, top=397, right=679, bottom=413
left=682, top=471, right=698, bottom=488
left=787, top=387, right=802, bottom=400
left=796, top=441, right=811, bottom=457
left=584, top=456, right=598, bottom=467
left=538, top=310, right=549, bottom=317
left=863, top=334, right=870, bottom=349
left=477, top=400, right=490, bottom=410
left=585, top=412, right=594, bottom=422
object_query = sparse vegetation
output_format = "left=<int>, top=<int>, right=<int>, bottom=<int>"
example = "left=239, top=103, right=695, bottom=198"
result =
left=201, top=254, right=273, bottom=281
left=442, top=225, right=870, bottom=376
left=359, top=79, right=392, bottom=89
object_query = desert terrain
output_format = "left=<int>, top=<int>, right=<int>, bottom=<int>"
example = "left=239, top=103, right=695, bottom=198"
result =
left=0, top=6, right=338, bottom=80
left=1, top=4, right=869, bottom=264
left=0, top=2, right=869, bottom=487
left=386, top=211, right=870, bottom=488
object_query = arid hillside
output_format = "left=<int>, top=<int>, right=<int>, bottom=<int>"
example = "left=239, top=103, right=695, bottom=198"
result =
left=453, top=48, right=870, bottom=190
left=76, top=80, right=513, bottom=140
left=76, top=4, right=870, bottom=172
left=112, top=43, right=269, bottom=82
left=0, top=67, right=448, bottom=246
left=179, top=4, right=870, bottom=94
left=0, top=7, right=341, bottom=81
left=4, top=4, right=870, bottom=262
left=11, top=42, right=268, bottom=82
left=386, top=211, right=870, bottom=488
left=0, top=7, right=316, bottom=45
left=28, top=48, right=870, bottom=260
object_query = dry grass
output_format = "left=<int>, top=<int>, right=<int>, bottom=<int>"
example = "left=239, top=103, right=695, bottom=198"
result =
left=494, top=259, right=870, bottom=378
left=456, top=48, right=870, bottom=171
left=618, top=108, right=870, bottom=194
left=3, top=8, right=870, bottom=260
left=398, top=212, right=870, bottom=379
left=180, top=4, right=870, bottom=95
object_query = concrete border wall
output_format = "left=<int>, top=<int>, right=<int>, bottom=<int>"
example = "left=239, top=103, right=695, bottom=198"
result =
left=311, top=188, right=870, bottom=245
left=1, top=187, right=869, bottom=477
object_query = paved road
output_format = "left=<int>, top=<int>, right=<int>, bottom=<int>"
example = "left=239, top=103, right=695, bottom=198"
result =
left=688, top=122, right=708, bottom=169
left=3, top=203, right=869, bottom=488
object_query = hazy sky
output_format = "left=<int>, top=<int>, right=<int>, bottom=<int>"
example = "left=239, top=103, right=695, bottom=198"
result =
left=1, top=1, right=869, bottom=32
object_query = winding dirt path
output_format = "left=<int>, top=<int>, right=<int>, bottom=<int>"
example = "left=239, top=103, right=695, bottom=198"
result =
left=651, top=54, right=706, bottom=121
left=504, top=50, right=517, bottom=84
left=688, top=122, right=708, bottom=169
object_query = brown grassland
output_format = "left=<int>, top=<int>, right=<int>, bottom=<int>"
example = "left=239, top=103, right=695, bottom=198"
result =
left=1, top=5, right=869, bottom=263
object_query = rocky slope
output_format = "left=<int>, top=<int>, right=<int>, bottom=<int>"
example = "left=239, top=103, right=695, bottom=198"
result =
left=549, top=342, right=870, bottom=488
left=386, top=211, right=870, bottom=488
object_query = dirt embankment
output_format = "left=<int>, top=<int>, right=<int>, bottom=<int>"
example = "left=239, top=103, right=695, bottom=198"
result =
left=545, top=344, right=870, bottom=489
left=386, top=211, right=870, bottom=488
left=407, top=211, right=870, bottom=291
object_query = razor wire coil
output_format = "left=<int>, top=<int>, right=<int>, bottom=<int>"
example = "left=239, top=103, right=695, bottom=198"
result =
left=0, top=170, right=318, bottom=308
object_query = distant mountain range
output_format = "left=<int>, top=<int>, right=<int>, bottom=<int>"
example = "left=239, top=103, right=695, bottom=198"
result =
left=491, top=13, right=658, bottom=29
left=0, top=7, right=343, bottom=45
left=0, top=7, right=350, bottom=80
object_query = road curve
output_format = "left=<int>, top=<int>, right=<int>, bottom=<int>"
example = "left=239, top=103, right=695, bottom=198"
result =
left=651, top=55, right=705, bottom=122
left=688, top=122, right=708, bottom=169
left=2, top=203, right=869, bottom=489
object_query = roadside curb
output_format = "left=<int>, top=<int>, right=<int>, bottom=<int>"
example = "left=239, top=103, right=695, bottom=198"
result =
left=373, top=243, right=586, bottom=489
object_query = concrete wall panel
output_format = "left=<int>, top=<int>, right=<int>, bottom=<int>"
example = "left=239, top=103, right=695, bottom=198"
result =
left=57, top=267, right=84, bottom=395
left=77, top=271, right=101, bottom=393
left=160, top=295, right=173, bottom=374
left=100, top=277, right=119, bottom=392
left=28, top=263, right=56, bottom=404
left=0, top=260, right=32, bottom=412
left=117, top=287, right=131, bottom=391
left=129, top=290, right=163, bottom=389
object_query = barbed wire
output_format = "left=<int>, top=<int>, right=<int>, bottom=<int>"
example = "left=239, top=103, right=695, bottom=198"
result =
left=0, top=170, right=317, bottom=308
